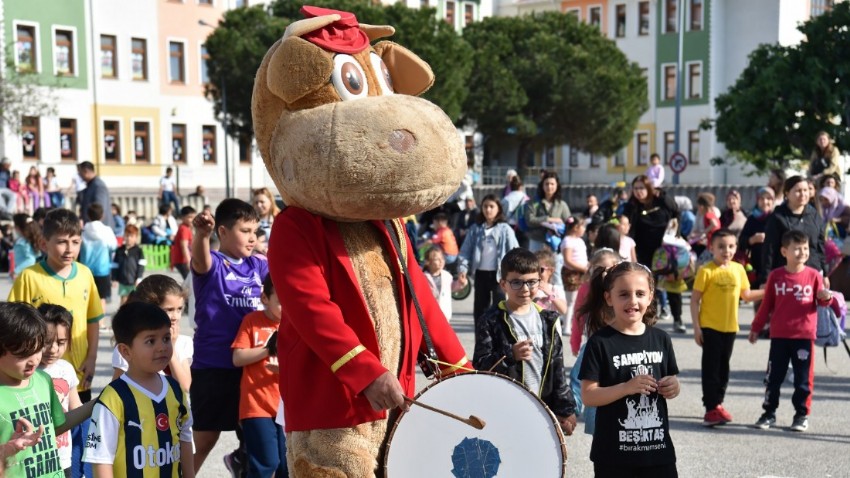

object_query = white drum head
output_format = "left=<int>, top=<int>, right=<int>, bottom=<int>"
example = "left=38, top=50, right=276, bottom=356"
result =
left=385, top=373, right=566, bottom=477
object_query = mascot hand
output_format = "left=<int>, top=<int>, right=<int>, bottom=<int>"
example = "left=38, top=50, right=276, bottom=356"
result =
left=363, top=371, right=409, bottom=412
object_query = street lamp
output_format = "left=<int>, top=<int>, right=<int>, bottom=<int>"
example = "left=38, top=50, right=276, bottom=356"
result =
left=198, top=19, right=231, bottom=198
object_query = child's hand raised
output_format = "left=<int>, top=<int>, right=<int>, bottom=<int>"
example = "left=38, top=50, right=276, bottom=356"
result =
left=624, top=374, right=656, bottom=396
left=512, top=339, right=533, bottom=362
left=657, top=376, right=679, bottom=399
left=192, top=210, right=215, bottom=237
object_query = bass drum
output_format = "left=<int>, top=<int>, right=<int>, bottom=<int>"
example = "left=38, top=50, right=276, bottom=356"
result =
left=384, top=372, right=567, bottom=477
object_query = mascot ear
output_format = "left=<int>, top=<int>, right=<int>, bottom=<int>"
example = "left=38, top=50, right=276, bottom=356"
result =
left=373, top=41, right=434, bottom=96
left=267, top=36, right=334, bottom=104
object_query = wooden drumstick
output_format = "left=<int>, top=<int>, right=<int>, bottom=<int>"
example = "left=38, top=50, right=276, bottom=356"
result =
left=403, top=396, right=486, bottom=430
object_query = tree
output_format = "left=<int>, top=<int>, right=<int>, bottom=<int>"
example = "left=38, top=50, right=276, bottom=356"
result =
left=714, top=2, right=850, bottom=171
left=270, top=0, right=472, bottom=123
left=0, top=62, right=57, bottom=134
left=203, top=6, right=288, bottom=155
left=461, top=12, right=648, bottom=170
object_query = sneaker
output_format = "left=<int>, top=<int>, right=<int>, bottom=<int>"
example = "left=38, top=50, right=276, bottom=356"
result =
left=702, top=407, right=729, bottom=427
left=752, top=413, right=776, bottom=430
left=223, top=451, right=245, bottom=478
left=673, top=321, right=687, bottom=333
left=660, top=308, right=671, bottom=321
left=715, top=404, right=733, bottom=422
left=789, top=415, right=808, bottom=432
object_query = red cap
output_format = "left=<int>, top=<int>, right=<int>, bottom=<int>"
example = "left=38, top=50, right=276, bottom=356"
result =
left=299, top=6, right=370, bottom=54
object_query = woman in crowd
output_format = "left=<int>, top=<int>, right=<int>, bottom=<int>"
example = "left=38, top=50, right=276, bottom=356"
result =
left=808, top=131, right=841, bottom=182
left=738, top=187, right=776, bottom=291
left=720, top=189, right=747, bottom=237
left=524, top=171, right=571, bottom=252
left=621, top=175, right=678, bottom=267
left=253, top=187, right=281, bottom=239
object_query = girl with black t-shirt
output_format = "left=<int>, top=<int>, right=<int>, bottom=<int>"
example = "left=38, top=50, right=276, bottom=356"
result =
left=578, top=262, right=681, bottom=477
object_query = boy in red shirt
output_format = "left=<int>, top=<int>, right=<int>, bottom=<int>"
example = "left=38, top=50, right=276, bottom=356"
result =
left=170, top=206, right=196, bottom=279
left=749, top=230, right=833, bottom=432
left=231, top=275, right=286, bottom=476
left=430, top=212, right=459, bottom=264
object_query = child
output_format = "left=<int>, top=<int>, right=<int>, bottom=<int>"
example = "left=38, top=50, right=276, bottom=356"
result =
left=473, top=248, right=578, bottom=436
left=37, top=304, right=82, bottom=477
left=0, top=302, right=94, bottom=477
left=111, top=275, right=193, bottom=393
left=25, top=167, right=48, bottom=210
left=616, top=214, right=637, bottom=262
left=658, top=218, right=691, bottom=334
left=11, top=213, right=40, bottom=278
left=254, top=228, right=269, bottom=259
left=688, top=192, right=721, bottom=257
left=44, top=167, right=63, bottom=209
left=646, top=153, right=664, bottom=188
left=569, top=248, right=621, bottom=435
left=579, top=262, right=681, bottom=476
left=9, top=208, right=103, bottom=401
left=690, top=229, right=763, bottom=426
left=748, top=230, right=833, bottom=432
left=150, top=204, right=177, bottom=245
left=190, top=198, right=267, bottom=472
left=9, top=171, right=28, bottom=215
left=231, top=275, right=287, bottom=477
left=83, top=302, right=195, bottom=477
left=533, top=249, right=567, bottom=317
left=170, top=206, right=196, bottom=279
left=80, top=203, right=118, bottom=312
left=112, top=224, right=146, bottom=304
left=560, top=216, right=588, bottom=335
left=423, top=246, right=454, bottom=321
left=430, top=212, right=459, bottom=264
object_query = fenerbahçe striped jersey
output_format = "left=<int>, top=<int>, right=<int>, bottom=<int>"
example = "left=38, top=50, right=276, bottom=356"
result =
left=83, top=375, right=193, bottom=478
left=8, top=260, right=104, bottom=391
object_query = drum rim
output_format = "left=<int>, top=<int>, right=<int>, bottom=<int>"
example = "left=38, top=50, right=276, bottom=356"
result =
left=382, top=370, right=567, bottom=477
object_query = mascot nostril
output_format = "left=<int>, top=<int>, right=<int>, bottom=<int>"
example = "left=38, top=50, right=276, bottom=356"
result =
left=255, top=5, right=473, bottom=477
left=388, top=129, right=416, bottom=153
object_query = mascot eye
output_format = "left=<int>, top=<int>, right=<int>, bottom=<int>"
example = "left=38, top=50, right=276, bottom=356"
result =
left=370, top=53, right=394, bottom=95
left=332, top=55, right=369, bottom=101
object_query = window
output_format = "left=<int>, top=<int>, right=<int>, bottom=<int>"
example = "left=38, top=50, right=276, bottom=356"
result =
left=589, top=6, right=602, bottom=29
left=169, top=41, right=185, bottom=83
left=665, top=0, right=677, bottom=33
left=59, top=119, right=77, bottom=161
left=236, top=0, right=248, bottom=6
left=420, top=0, right=429, bottom=7
left=101, top=35, right=117, bottom=78
left=615, top=4, right=626, bottom=38
left=664, top=132, right=675, bottom=164
left=464, top=135, right=474, bottom=165
left=55, top=30, right=74, bottom=76
left=22, top=117, right=39, bottom=160
left=569, top=148, right=579, bottom=167
left=565, top=8, right=580, bottom=19
left=200, top=44, right=210, bottom=84
left=590, top=153, right=600, bottom=168
left=104, top=121, right=120, bottom=162
left=131, top=38, right=148, bottom=80
left=636, top=132, right=649, bottom=165
left=202, top=125, right=217, bottom=163
left=16, top=25, right=37, bottom=72
left=446, top=2, right=456, bottom=26
left=638, top=1, right=650, bottom=36
left=464, top=4, right=474, bottom=26
left=134, top=122, right=150, bottom=162
left=688, top=130, right=700, bottom=164
left=614, top=149, right=625, bottom=167
left=199, top=0, right=213, bottom=4
left=688, top=63, right=702, bottom=99
left=690, top=0, right=703, bottom=31
left=172, top=124, right=187, bottom=163
left=239, top=136, right=253, bottom=163
left=811, top=0, right=835, bottom=16
left=663, top=65, right=677, bottom=100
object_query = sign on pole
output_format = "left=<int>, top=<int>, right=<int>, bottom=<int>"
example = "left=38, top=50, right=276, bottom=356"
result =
left=669, top=152, right=688, bottom=174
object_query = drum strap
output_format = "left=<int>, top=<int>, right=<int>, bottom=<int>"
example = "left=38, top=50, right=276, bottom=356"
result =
left=385, top=219, right=440, bottom=379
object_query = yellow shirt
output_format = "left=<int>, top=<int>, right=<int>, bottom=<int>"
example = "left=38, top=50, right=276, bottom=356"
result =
left=8, top=260, right=103, bottom=390
left=693, top=261, right=750, bottom=333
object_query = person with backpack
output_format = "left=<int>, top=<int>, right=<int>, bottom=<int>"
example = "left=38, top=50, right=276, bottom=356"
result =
left=525, top=171, right=571, bottom=253
left=501, top=175, right=529, bottom=249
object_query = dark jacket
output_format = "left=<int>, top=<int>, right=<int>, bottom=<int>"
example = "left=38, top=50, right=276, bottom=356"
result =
left=473, top=301, right=576, bottom=418
left=80, top=176, right=114, bottom=228
left=112, top=245, right=145, bottom=286
left=737, top=212, right=769, bottom=287
left=761, top=203, right=826, bottom=283
left=623, top=191, right=679, bottom=266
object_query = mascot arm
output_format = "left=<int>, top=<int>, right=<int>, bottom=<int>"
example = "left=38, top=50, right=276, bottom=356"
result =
left=270, top=220, right=387, bottom=395
left=402, top=229, right=473, bottom=376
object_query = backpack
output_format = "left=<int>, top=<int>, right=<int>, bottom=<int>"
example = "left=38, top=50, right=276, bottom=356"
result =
left=815, top=293, right=850, bottom=368
left=513, top=199, right=531, bottom=233
left=651, top=239, right=695, bottom=280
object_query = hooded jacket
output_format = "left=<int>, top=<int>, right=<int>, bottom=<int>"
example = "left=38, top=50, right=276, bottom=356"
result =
left=760, top=202, right=827, bottom=284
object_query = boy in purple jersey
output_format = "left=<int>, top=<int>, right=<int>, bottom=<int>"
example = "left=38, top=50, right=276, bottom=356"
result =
left=190, top=198, right=268, bottom=474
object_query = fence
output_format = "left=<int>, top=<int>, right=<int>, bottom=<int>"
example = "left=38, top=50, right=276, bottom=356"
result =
left=140, top=245, right=171, bottom=272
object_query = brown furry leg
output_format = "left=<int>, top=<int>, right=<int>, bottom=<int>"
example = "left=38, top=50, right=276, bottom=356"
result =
left=287, top=420, right=388, bottom=478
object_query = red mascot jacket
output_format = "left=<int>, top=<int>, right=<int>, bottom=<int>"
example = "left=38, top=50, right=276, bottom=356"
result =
left=269, top=207, right=472, bottom=431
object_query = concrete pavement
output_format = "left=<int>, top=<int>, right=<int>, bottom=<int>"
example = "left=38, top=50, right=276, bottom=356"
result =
left=3, top=273, right=849, bottom=477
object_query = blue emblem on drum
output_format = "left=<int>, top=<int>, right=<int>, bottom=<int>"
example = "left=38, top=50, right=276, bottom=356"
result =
left=450, top=437, right=501, bottom=478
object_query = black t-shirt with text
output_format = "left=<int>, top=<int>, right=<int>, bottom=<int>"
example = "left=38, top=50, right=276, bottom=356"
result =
left=579, top=326, right=679, bottom=466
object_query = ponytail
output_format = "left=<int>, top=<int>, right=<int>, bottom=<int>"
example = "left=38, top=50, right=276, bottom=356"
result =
left=576, top=267, right=612, bottom=337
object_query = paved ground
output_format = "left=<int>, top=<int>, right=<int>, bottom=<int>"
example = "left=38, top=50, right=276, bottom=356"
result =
left=5, top=272, right=849, bottom=477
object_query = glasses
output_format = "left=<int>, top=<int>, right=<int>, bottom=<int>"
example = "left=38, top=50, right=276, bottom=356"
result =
left=506, top=279, right=540, bottom=290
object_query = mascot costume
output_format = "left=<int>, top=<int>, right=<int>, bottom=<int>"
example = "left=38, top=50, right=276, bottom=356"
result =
left=254, top=6, right=473, bottom=477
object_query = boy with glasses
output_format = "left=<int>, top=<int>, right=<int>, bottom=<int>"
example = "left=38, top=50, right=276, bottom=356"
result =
left=473, top=248, right=577, bottom=436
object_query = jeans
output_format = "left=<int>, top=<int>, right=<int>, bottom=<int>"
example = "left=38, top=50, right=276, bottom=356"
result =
left=0, top=188, right=15, bottom=214
left=701, top=328, right=736, bottom=410
left=48, top=191, right=64, bottom=208
left=161, top=190, right=181, bottom=213
left=242, top=417, right=288, bottom=478
left=570, top=343, right=597, bottom=435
